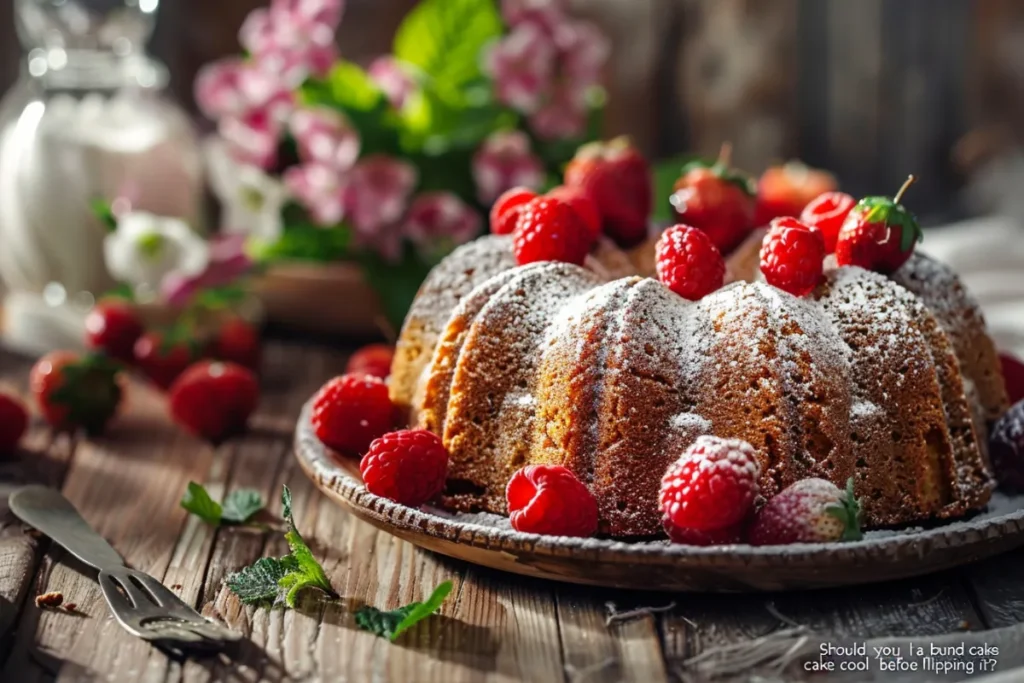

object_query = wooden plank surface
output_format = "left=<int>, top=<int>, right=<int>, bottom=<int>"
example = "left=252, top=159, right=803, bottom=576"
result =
left=0, top=340, right=1022, bottom=682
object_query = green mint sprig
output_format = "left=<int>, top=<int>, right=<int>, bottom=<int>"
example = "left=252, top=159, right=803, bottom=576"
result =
left=180, top=482, right=265, bottom=526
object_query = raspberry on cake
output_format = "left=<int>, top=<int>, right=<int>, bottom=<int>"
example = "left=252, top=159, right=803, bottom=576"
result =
left=506, top=465, right=598, bottom=537
left=490, top=186, right=537, bottom=236
left=360, top=429, right=448, bottom=506
left=759, top=217, right=825, bottom=297
left=800, top=191, right=856, bottom=254
left=655, top=224, right=725, bottom=301
left=513, top=196, right=593, bottom=266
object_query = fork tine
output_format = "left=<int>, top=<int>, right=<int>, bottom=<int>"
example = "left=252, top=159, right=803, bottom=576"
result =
left=98, top=572, right=134, bottom=611
left=128, top=572, right=198, bottom=615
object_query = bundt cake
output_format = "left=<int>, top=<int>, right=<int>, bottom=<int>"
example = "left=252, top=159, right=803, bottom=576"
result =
left=390, top=233, right=1008, bottom=537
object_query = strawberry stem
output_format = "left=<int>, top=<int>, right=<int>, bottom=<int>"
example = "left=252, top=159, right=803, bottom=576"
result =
left=717, top=142, right=733, bottom=168
left=893, top=175, right=916, bottom=204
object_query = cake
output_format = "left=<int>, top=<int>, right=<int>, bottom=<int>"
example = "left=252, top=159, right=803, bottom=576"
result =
left=390, top=233, right=1008, bottom=537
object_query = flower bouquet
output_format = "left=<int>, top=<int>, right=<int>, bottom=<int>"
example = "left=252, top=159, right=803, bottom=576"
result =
left=194, top=0, right=611, bottom=333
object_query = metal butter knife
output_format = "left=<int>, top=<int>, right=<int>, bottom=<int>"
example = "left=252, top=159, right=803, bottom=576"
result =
left=10, top=485, right=241, bottom=652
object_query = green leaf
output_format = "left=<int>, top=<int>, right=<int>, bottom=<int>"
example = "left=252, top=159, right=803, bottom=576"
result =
left=855, top=196, right=922, bottom=253
left=282, top=484, right=295, bottom=526
left=90, top=198, right=118, bottom=232
left=651, top=155, right=699, bottom=223
left=100, top=283, right=136, bottom=303
left=180, top=481, right=223, bottom=525
left=825, top=477, right=863, bottom=542
left=192, top=285, right=248, bottom=311
left=221, top=489, right=265, bottom=524
left=355, top=581, right=454, bottom=641
left=358, top=243, right=437, bottom=333
left=225, top=556, right=295, bottom=604
left=393, top=0, right=502, bottom=96
left=679, top=157, right=756, bottom=197
left=248, top=222, right=352, bottom=264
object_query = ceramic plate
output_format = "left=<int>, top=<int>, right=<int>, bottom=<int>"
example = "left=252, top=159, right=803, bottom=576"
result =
left=294, top=402, right=1024, bottom=591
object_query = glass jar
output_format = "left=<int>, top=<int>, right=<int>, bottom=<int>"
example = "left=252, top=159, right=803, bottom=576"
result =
left=0, top=0, right=202, bottom=353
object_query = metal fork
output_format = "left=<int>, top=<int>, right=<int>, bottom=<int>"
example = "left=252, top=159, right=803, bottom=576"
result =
left=10, top=485, right=241, bottom=652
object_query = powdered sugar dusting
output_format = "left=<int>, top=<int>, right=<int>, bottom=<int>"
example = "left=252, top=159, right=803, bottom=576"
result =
left=671, top=412, right=711, bottom=433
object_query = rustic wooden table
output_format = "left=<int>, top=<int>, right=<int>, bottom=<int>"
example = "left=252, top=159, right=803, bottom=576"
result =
left=2, top=340, right=1024, bottom=683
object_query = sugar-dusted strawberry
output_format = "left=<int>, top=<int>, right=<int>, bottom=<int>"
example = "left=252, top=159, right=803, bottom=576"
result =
left=1000, top=353, right=1024, bottom=405
left=134, top=329, right=200, bottom=390
left=759, top=216, right=826, bottom=297
left=749, top=477, right=862, bottom=545
left=659, top=436, right=761, bottom=532
left=669, top=144, right=756, bottom=255
left=755, top=161, right=838, bottom=225
left=835, top=175, right=922, bottom=274
left=990, top=400, right=1024, bottom=491
left=346, top=343, right=394, bottom=379
left=655, top=224, right=725, bottom=301
left=512, top=196, right=593, bottom=266
left=84, top=301, right=143, bottom=364
left=169, top=361, right=259, bottom=444
left=564, top=137, right=652, bottom=248
left=360, top=429, right=449, bottom=507
left=211, top=317, right=262, bottom=372
left=311, top=374, right=394, bottom=455
left=490, top=186, right=537, bottom=236
left=30, top=351, right=123, bottom=435
left=506, top=464, right=598, bottom=537
left=546, top=186, right=602, bottom=240
left=664, top=518, right=748, bottom=546
left=0, top=390, right=28, bottom=454
left=799, top=191, right=856, bottom=254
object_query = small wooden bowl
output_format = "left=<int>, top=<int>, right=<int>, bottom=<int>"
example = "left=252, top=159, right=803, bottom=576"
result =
left=294, top=402, right=1024, bottom=592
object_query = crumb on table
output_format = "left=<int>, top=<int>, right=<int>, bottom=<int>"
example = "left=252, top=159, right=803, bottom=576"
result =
left=63, top=603, right=77, bottom=613
left=35, top=592, right=63, bottom=608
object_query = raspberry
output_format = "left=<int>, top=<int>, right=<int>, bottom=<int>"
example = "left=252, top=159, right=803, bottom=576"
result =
left=749, top=477, right=862, bottom=546
left=799, top=191, right=856, bottom=254
left=659, top=436, right=761, bottom=531
left=506, top=465, right=598, bottom=537
left=490, top=187, right=537, bottom=235
left=655, top=225, right=726, bottom=301
left=513, top=197, right=592, bottom=266
left=360, top=429, right=449, bottom=506
left=991, top=400, right=1024, bottom=492
left=310, top=374, right=394, bottom=455
left=999, top=353, right=1024, bottom=405
left=546, top=186, right=602, bottom=240
left=346, top=343, right=394, bottom=379
left=759, top=216, right=825, bottom=297
left=664, top=519, right=747, bottom=546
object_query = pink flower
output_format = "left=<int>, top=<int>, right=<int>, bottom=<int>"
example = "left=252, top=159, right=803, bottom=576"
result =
left=556, top=20, right=610, bottom=85
left=289, top=107, right=360, bottom=171
left=283, top=163, right=346, bottom=226
left=342, top=155, right=418, bottom=236
left=403, top=192, right=482, bottom=249
left=501, top=0, right=567, bottom=31
left=239, top=0, right=342, bottom=85
left=471, top=130, right=545, bottom=204
left=368, top=57, right=418, bottom=110
left=529, top=80, right=588, bottom=140
left=195, top=59, right=293, bottom=123
left=484, top=23, right=556, bottom=114
left=161, top=235, right=253, bottom=307
left=219, top=110, right=283, bottom=169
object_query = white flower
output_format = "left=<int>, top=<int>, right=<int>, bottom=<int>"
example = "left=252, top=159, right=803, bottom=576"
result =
left=205, top=136, right=289, bottom=242
left=104, top=212, right=210, bottom=296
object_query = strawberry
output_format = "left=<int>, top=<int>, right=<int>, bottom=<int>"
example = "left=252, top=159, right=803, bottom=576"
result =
left=754, top=161, right=837, bottom=225
left=999, top=353, right=1024, bottom=405
left=169, top=361, right=259, bottom=444
left=506, top=464, right=598, bottom=537
left=0, top=391, right=29, bottom=454
left=512, top=196, right=593, bottom=266
left=990, top=400, right=1024, bottom=492
left=759, top=216, right=826, bottom=297
left=310, top=374, right=394, bottom=455
left=211, top=317, right=262, bottom=372
left=134, top=329, right=200, bottom=390
left=564, top=137, right=652, bottom=248
left=546, top=186, right=602, bottom=240
left=655, top=224, right=725, bottom=301
left=84, top=301, right=143, bottom=364
left=490, top=187, right=538, bottom=236
left=359, top=429, right=449, bottom=507
left=659, top=436, right=761, bottom=532
left=835, top=175, right=922, bottom=274
left=799, top=191, right=856, bottom=254
left=30, top=351, right=123, bottom=435
left=345, top=343, right=394, bottom=380
left=669, top=144, right=756, bottom=255
left=749, top=477, right=862, bottom=545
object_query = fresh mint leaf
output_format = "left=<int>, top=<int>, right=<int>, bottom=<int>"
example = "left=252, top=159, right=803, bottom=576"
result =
left=355, top=581, right=454, bottom=641
left=223, top=485, right=337, bottom=608
left=393, top=0, right=502, bottom=96
left=180, top=481, right=223, bottom=525
left=221, top=489, right=265, bottom=524
left=247, top=222, right=352, bottom=264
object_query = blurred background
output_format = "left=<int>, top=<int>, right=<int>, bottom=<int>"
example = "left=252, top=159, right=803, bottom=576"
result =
left=1, top=0, right=1023, bottom=218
